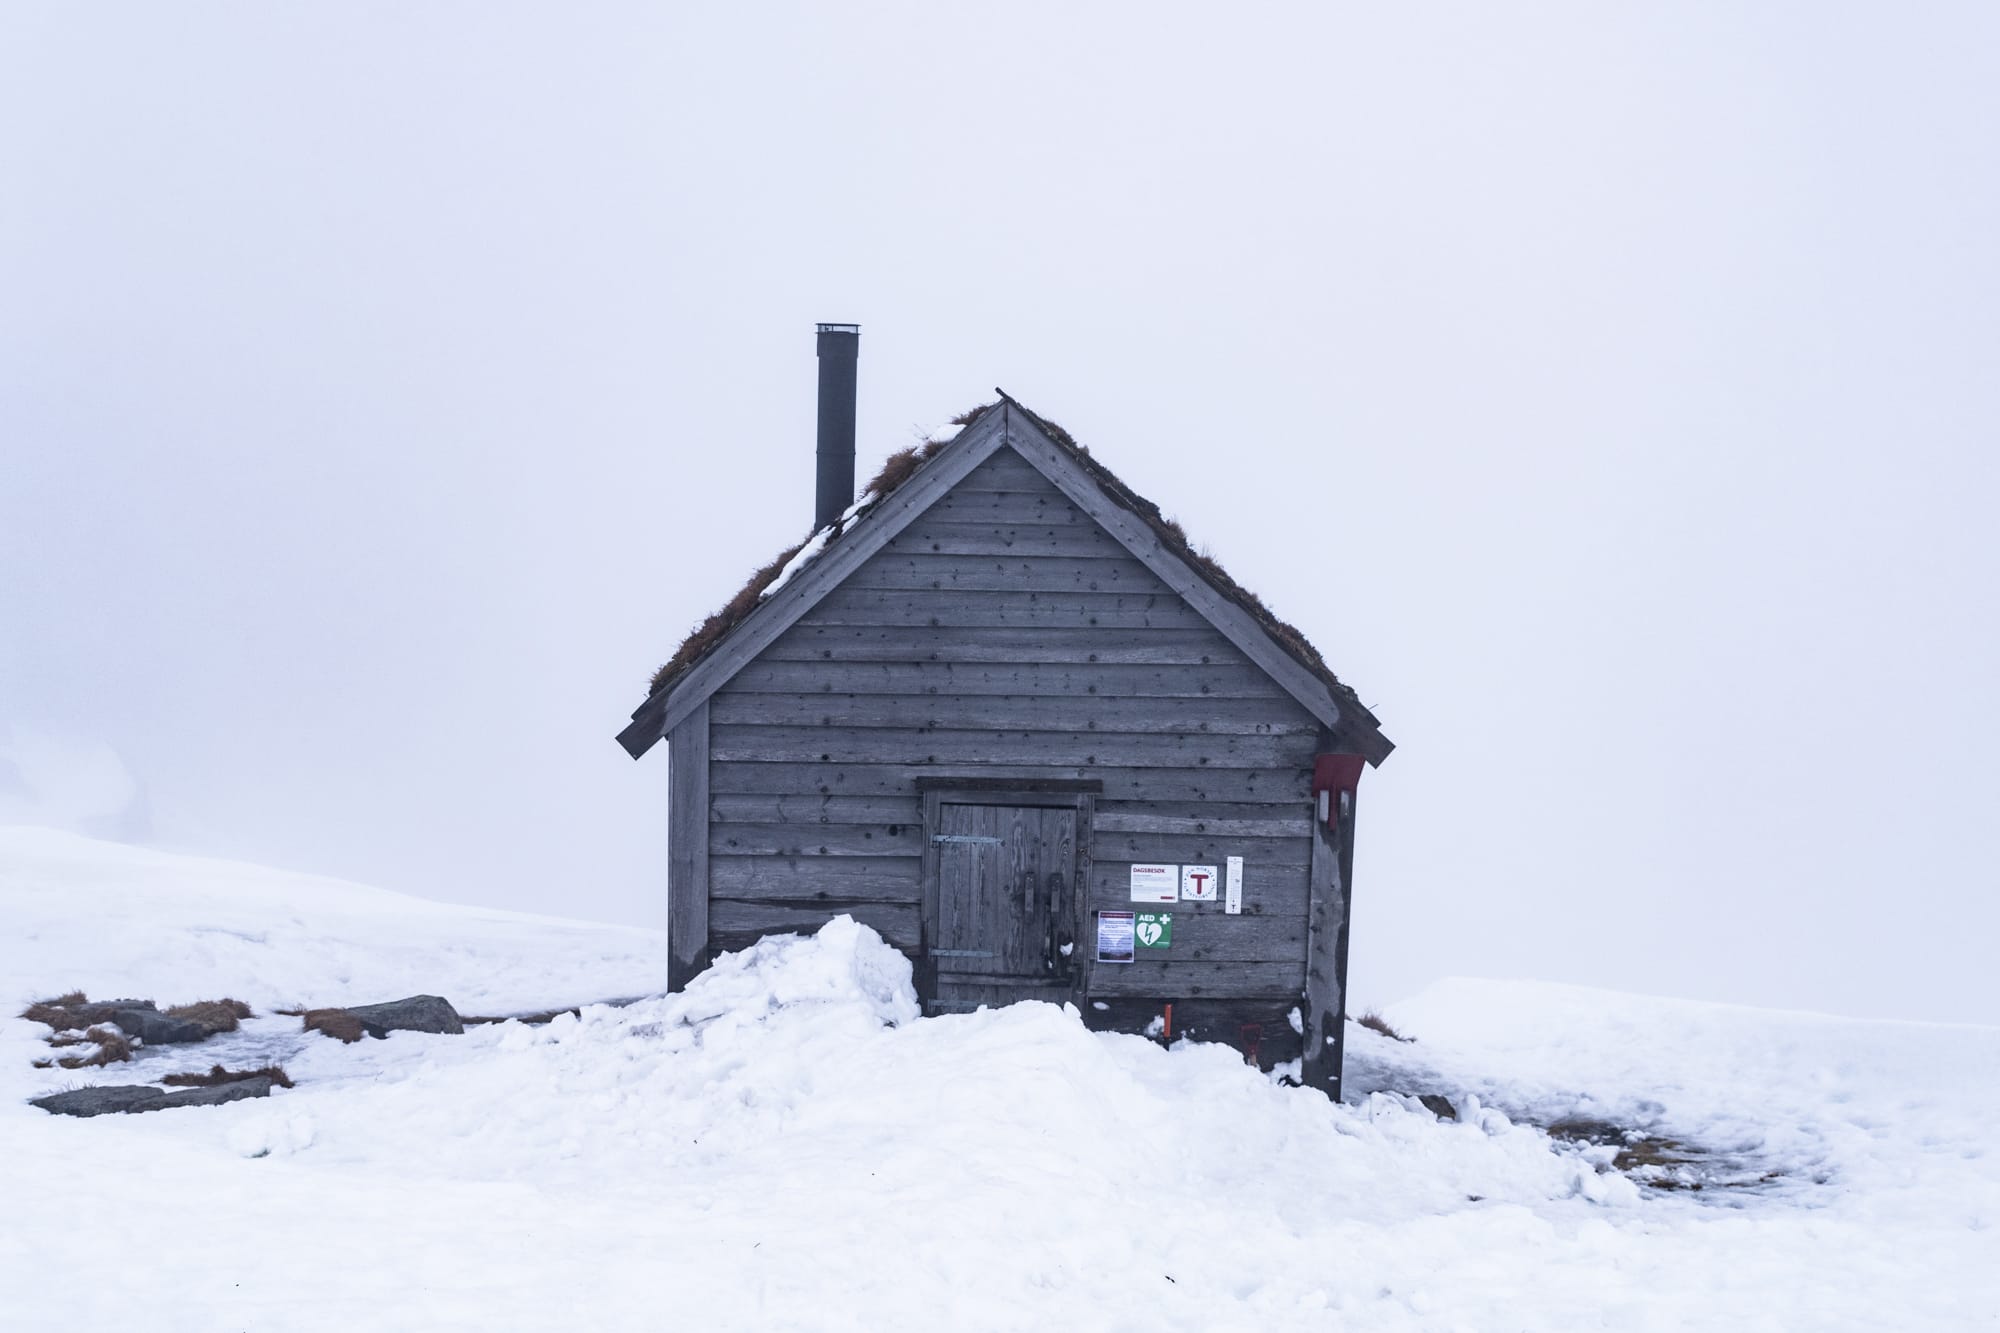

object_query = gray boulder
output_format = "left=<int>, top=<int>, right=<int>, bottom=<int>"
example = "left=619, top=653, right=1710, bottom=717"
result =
left=57, top=998, right=156, bottom=1028
left=32, top=1078, right=276, bottom=1118
left=344, top=995, right=463, bottom=1037
left=30, top=1085, right=169, bottom=1117
left=110, top=1007, right=210, bottom=1045
left=162, top=1077, right=274, bottom=1109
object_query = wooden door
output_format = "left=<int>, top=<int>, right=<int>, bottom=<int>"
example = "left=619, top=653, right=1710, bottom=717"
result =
left=929, top=802, right=1077, bottom=1013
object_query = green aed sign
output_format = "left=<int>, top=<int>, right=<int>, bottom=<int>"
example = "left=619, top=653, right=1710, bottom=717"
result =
left=1135, top=912, right=1173, bottom=949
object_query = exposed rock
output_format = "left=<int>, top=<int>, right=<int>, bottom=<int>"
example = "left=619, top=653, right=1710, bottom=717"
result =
left=31, top=1077, right=276, bottom=1118
left=1546, top=1117, right=1625, bottom=1145
left=1419, top=1094, right=1459, bottom=1121
left=30, top=1085, right=169, bottom=1117
left=109, top=1007, right=210, bottom=1045
left=162, top=1077, right=274, bottom=1109
left=24, top=997, right=156, bottom=1031
left=344, top=995, right=463, bottom=1037
left=162, top=1064, right=293, bottom=1090
left=78, top=998, right=156, bottom=1024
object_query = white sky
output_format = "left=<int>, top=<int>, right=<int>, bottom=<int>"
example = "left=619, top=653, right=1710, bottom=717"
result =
left=4, top=4, right=1996, bottom=1022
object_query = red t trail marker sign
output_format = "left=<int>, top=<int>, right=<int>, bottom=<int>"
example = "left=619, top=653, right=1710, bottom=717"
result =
left=1180, top=864, right=1218, bottom=903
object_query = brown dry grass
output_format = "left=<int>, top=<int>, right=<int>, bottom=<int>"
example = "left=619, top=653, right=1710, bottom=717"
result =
left=646, top=408, right=1000, bottom=700
left=162, top=1063, right=294, bottom=1090
left=1358, top=1011, right=1414, bottom=1043
left=303, top=1008, right=365, bottom=1044
left=21, top=991, right=92, bottom=1031
left=648, top=540, right=809, bottom=695
left=861, top=437, right=947, bottom=499
left=56, top=1026, right=133, bottom=1068
left=165, top=998, right=253, bottom=1035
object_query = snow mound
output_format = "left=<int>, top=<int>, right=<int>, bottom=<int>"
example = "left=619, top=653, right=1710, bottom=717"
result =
left=0, top=826, right=672, bottom=1014
left=677, top=913, right=921, bottom=1028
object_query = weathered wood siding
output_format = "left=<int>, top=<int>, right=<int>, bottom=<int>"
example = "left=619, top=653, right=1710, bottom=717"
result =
left=704, top=445, right=1321, bottom=1002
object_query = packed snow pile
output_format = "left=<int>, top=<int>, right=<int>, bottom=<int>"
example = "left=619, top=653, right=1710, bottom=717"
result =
left=3, top=831, right=1997, bottom=1330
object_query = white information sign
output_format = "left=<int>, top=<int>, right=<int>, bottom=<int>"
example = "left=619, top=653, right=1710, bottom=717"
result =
left=1181, top=863, right=1219, bottom=903
left=1225, top=855, right=1244, bottom=915
left=1129, top=863, right=1180, bottom=903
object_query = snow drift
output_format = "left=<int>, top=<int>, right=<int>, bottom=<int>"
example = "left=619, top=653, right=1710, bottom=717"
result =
left=0, top=826, right=674, bottom=1013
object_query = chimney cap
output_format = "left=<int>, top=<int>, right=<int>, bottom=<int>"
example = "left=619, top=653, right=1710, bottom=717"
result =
left=816, top=322, right=860, bottom=335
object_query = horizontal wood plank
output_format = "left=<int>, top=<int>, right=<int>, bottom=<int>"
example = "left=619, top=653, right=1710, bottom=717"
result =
left=709, top=725, right=1314, bottom=770
left=710, top=822, right=925, bottom=857
left=882, top=522, right=1130, bottom=559
left=718, top=659, right=1289, bottom=700
left=709, top=899, right=921, bottom=952
left=709, top=793, right=922, bottom=825
left=710, top=761, right=1312, bottom=804
left=1090, top=830, right=1312, bottom=865
left=799, top=587, right=1212, bottom=632
left=838, top=553, right=1163, bottom=594
left=1092, top=811, right=1313, bottom=838
left=1095, top=800, right=1314, bottom=825
left=760, top=624, right=1256, bottom=667
left=708, top=693, right=1315, bottom=736
left=708, top=854, right=921, bottom=899
left=1085, top=960, right=1304, bottom=1000
left=921, top=490, right=1096, bottom=525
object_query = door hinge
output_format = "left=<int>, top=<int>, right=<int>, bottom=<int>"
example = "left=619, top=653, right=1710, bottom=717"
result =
left=931, top=834, right=1004, bottom=845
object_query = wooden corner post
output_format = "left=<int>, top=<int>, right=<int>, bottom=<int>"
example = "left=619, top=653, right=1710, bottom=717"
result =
left=666, top=699, right=711, bottom=992
left=1301, top=754, right=1357, bottom=1100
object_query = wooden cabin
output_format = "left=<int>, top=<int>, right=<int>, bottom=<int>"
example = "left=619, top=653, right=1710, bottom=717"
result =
left=617, top=327, right=1391, bottom=1095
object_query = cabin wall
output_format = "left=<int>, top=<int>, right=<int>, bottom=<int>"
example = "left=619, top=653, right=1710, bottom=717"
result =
left=700, top=445, right=1323, bottom=1019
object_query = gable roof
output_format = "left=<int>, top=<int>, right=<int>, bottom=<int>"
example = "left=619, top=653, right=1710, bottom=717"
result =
left=617, top=396, right=1392, bottom=764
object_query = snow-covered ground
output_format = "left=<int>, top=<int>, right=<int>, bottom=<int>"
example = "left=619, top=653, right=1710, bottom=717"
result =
left=0, top=827, right=675, bottom=1015
left=3, top=829, right=1996, bottom=1331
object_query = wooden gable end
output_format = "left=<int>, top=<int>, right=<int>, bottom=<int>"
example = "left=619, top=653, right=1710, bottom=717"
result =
left=727, top=444, right=1309, bottom=729
left=622, top=401, right=1388, bottom=763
